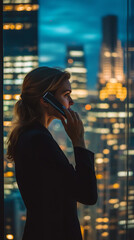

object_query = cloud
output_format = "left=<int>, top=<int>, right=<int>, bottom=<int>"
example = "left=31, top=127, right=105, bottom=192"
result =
left=38, top=0, right=126, bottom=90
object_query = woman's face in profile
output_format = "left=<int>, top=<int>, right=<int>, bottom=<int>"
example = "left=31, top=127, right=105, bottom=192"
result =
left=54, top=79, right=74, bottom=109
left=47, top=79, right=74, bottom=121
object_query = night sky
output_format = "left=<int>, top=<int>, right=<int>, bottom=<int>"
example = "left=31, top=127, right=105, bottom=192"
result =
left=38, top=0, right=127, bottom=90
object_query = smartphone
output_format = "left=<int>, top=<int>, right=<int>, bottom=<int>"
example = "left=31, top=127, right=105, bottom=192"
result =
left=43, top=92, right=67, bottom=119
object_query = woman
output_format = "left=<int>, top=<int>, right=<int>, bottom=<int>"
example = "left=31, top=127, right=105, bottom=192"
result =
left=7, top=66, right=97, bottom=240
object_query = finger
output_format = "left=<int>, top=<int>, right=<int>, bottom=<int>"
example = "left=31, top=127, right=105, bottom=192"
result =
left=74, top=112, right=80, bottom=120
left=69, top=109, right=80, bottom=121
left=63, top=107, right=74, bottom=122
left=69, top=110, right=78, bottom=121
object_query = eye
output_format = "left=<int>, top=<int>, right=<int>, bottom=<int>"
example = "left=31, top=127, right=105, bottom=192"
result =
left=65, top=93, right=70, bottom=97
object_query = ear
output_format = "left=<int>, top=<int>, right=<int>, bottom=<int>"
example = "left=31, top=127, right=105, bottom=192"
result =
left=40, top=98, right=49, bottom=108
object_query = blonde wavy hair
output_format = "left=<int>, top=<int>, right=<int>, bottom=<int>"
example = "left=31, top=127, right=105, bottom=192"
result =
left=6, top=66, right=71, bottom=162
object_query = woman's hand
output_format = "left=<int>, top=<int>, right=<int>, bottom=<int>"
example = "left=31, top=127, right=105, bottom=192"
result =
left=60, top=108, right=86, bottom=148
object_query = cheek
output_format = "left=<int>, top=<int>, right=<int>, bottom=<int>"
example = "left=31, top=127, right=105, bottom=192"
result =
left=55, top=95, right=68, bottom=107
left=59, top=97, right=69, bottom=107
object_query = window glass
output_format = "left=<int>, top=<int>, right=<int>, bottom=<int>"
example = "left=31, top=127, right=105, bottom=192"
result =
left=3, top=0, right=134, bottom=239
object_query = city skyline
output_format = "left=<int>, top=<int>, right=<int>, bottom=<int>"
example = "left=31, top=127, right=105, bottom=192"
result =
left=39, top=0, right=127, bottom=90
left=3, top=0, right=134, bottom=240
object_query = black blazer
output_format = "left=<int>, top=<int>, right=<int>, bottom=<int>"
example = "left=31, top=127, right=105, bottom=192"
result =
left=14, top=121, right=97, bottom=240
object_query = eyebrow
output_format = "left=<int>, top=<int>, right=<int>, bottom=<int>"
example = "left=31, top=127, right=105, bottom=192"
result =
left=62, top=89, right=72, bottom=94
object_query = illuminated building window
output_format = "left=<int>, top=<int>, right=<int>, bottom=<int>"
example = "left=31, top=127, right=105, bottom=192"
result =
left=4, top=100, right=16, bottom=106
left=103, top=149, right=110, bottom=154
left=109, top=199, right=119, bottom=204
left=85, top=104, right=91, bottom=110
left=101, top=232, right=109, bottom=237
left=3, top=4, right=39, bottom=12
left=3, top=5, right=14, bottom=11
left=118, top=171, right=133, bottom=177
left=112, top=52, right=118, bottom=57
left=95, top=158, right=103, bottom=164
left=4, top=171, right=14, bottom=177
left=3, top=94, right=12, bottom=100
left=3, top=0, right=10, bottom=3
left=4, top=63, right=12, bottom=67
left=3, top=0, right=32, bottom=2
left=3, top=23, right=32, bottom=30
left=6, top=234, right=14, bottom=239
left=69, top=50, right=84, bottom=57
left=4, top=57, right=12, bottom=61
left=68, top=59, right=73, bottom=64
left=66, top=67, right=87, bottom=73
left=104, top=51, right=111, bottom=57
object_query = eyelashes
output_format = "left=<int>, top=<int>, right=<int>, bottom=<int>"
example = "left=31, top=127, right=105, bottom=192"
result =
left=65, top=93, right=70, bottom=97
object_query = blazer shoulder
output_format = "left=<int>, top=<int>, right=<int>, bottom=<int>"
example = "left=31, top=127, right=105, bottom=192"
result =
left=16, top=125, right=54, bottom=151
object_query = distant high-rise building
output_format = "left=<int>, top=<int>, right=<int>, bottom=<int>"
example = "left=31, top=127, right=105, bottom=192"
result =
left=66, top=46, right=88, bottom=104
left=102, top=15, right=117, bottom=51
left=86, top=15, right=133, bottom=240
left=65, top=46, right=94, bottom=239
left=3, top=0, right=39, bottom=153
left=65, top=45, right=89, bottom=161
left=98, top=15, right=127, bottom=102
left=3, top=0, right=39, bottom=239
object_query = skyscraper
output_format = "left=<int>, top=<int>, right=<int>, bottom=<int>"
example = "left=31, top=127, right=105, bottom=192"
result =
left=3, top=0, right=39, bottom=152
left=66, top=46, right=88, bottom=103
left=3, top=0, right=39, bottom=239
left=86, top=15, right=133, bottom=240
left=66, top=46, right=93, bottom=240
left=97, top=15, right=126, bottom=102
left=65, top=45, right=89, bottom=162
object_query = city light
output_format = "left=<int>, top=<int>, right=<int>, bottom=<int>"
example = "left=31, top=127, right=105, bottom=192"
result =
left=4, top=172, right=14, bottom=177
left=3, top=94, right=12, bottom=100
left=85, top=104, right=91, bottom=110
left=66, top=67, right=87, bottom=73
left=68, top=59, right=73, bottom=64
left=69, top=51, right=84, bottom=57
left=118, top=171, right=133, bottom=177
left=84, top=215, right=91, bottom=221
left=101, top=232, right=109, bottom=237
left=21, top=216, right=26, bottom=221
left=3, top=2, right=134, bottom=240
left=95, top=158, right=103, bottom=164
left=96, top=174, right=103, bottom=179
left=6, top=234, right=14, bottom=239
left=4, top=121, right=12, bottom=127
left=3, top=4, right=39, bottom=12
left=103, top=149, right=110, bottom=154
left=113, top=183, right=120, bottom=189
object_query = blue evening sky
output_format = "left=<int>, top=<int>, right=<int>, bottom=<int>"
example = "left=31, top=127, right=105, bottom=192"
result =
left=38, top=0, right=127, bottom=90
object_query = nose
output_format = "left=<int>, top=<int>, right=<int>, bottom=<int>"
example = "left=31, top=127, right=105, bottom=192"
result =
left=69, top=97, right=74, bottom=106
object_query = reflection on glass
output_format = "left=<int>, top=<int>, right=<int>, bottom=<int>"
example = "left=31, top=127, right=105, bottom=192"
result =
left=3, top=0, right=134, bottom=239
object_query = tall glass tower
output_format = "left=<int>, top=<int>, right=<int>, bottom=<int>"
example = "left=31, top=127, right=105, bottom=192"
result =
left=86, top=15, right=132, bottom=240
left=97, top=15, right=126, bottom=101
left=3, top=1, right=39, bottom=239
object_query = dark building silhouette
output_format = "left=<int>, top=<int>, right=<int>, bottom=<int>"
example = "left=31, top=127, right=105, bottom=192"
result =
left=102, top=15, right=117, bottom=52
